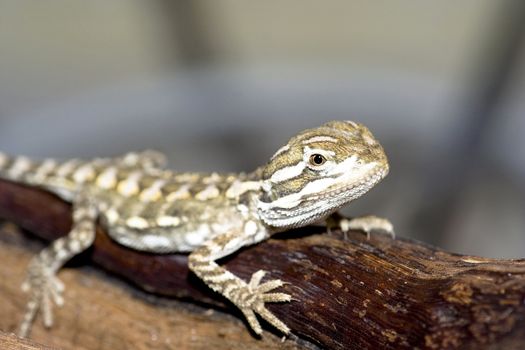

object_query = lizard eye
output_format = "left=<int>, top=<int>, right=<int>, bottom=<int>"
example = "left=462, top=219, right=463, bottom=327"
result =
left=309, top=154, right=326, bottom=166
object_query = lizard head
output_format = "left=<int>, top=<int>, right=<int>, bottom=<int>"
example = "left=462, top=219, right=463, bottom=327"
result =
left=257, top=120, right=389, bottom=229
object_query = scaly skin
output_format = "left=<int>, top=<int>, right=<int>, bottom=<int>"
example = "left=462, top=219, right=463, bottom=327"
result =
left=0, top=120, right=392, bottom=337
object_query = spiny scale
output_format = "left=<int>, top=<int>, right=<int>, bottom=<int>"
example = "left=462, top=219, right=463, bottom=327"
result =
left=0, top=121, right=392, bottom=338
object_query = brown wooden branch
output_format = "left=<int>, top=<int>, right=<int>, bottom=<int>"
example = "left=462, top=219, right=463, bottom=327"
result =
left=0, top=330, right=58, bottom=350
left=1, top=179, right=525, bottom=349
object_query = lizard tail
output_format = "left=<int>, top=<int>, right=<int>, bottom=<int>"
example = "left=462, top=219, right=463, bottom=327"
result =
left=0, top=151, right=39, bottom=183
left=0, top=151, right=73, bottom=191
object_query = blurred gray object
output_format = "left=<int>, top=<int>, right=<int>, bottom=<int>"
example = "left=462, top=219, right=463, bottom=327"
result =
left=0, top=1, right=523, bottom=257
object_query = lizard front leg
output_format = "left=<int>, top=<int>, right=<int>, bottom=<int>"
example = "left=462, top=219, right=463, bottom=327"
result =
left=18, top=191, right=97, bottom=337
left=188, top=230, right=292, bottom=335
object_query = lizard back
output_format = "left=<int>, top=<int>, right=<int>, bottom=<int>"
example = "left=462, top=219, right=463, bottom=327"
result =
left=0, top=152, right=263, bottom=253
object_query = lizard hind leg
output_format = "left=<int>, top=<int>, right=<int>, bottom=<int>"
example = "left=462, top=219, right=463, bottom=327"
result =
left=18, top=191, right=97, bottom=338
left=118, top=150, right=167, bottom=171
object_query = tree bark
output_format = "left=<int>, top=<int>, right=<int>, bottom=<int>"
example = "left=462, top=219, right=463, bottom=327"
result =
left=0, top=179, right=524, bottom=349
left=0, top=330, right=58, bottom=350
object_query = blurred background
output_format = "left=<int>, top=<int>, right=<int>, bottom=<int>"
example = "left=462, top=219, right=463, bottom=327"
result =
left=0, top=1, right=523, bottom=258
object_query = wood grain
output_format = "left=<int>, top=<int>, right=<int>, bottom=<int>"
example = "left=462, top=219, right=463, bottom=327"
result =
left=0, top=330, right=57, bottom=350
left=1, top=179, right=525, bottom=349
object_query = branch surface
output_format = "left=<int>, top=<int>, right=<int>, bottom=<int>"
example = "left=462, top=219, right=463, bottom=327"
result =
left=1, top=179, right=525, bottom=350
left=0, top=331, right=57, bottom=350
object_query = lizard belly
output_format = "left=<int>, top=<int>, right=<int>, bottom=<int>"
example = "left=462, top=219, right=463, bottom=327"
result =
left=106, top=224, right=213, bottom=253
left=100, top=197, right=246, bottom=253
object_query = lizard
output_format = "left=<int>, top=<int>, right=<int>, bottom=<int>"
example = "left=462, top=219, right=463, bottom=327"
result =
left=0, top=120, right=393, bottom=338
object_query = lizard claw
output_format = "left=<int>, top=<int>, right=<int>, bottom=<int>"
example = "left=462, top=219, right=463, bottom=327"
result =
left=234, top=270, right=292, bottom=335
left=327, top=214, right=395, bottom=240
left=18, top=258, right=64, bottom=337
left=345, top=215, right=395, bottom=239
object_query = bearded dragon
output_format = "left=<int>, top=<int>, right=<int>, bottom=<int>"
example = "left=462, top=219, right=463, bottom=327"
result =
left=0, top=120, right=392, bottom=337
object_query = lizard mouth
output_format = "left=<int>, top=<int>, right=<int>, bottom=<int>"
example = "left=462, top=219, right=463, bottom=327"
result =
left=301, top=166, right=387, bottom=221
left=259, top=165, right=388, bottom=229
left=310, top=166, right=387, bottom=203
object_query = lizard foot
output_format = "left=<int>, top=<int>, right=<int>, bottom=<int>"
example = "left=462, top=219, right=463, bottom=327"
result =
left=18, top=258, right=65, bottom=337
left=328, top=213, right=395, bottom=240
left=233, top=270, right=292, bottom=336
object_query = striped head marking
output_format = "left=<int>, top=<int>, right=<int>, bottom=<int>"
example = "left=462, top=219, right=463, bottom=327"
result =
left=257, top=120, right=389, bottom=228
